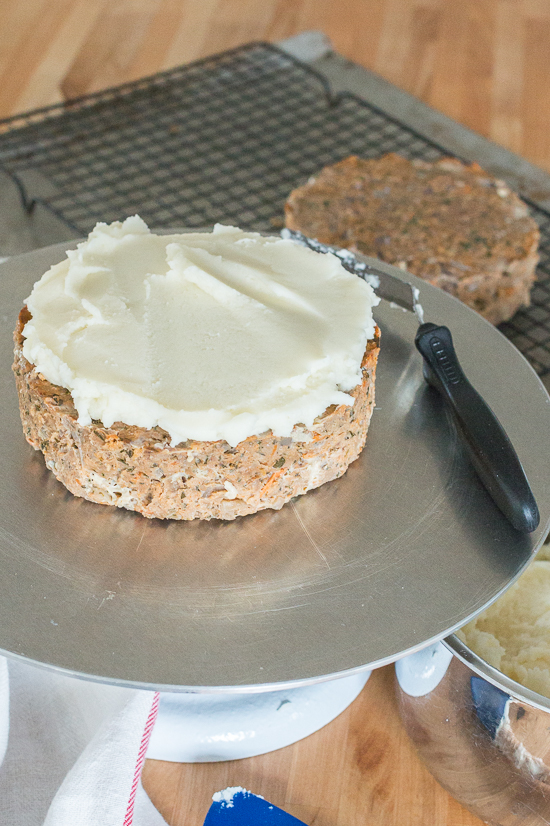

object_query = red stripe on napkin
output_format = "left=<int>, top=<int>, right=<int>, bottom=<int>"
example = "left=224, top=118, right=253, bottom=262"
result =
left=123, top=692, right=160, bottom=826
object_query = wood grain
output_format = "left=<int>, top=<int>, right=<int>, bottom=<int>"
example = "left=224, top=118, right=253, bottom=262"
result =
left=142, top=667, right=484, bottom=826
left=2, top=0, right=550, bottom=172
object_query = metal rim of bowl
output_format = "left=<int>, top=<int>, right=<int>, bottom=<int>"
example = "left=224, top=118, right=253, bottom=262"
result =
left=444, top=633, right=550, bottom=714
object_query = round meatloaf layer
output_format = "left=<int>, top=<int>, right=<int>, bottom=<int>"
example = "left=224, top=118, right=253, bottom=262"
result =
left=285, top=154, right=540, bottom=325
left=13, top=307, right=380, bottom=521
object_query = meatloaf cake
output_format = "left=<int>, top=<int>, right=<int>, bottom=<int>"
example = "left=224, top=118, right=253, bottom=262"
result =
left=285, top=154, right=540, bottom=325
left=13, top=219, right=380, bottom=521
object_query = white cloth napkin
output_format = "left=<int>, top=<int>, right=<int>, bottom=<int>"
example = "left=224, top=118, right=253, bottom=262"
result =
left=0, top=254, right=168, bottom=824
left=0, top=656, right=169, bottom=826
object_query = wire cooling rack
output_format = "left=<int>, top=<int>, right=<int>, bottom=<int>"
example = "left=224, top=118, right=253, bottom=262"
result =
left=0, top=41, right=549, bottom=376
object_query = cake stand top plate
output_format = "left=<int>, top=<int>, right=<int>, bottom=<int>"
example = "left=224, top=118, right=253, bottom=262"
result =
left=0, top=240, right=549, bottom=691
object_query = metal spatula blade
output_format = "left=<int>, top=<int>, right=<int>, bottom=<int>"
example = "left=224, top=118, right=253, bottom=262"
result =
left=283, top=229, right=539, bottom=533
left=281, top=228, right=425, bottom=321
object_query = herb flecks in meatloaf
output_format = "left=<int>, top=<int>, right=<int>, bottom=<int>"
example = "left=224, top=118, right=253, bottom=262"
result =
left=13, top=307, right=380, bottom=521
left=285, top=154, right=540, bottom=325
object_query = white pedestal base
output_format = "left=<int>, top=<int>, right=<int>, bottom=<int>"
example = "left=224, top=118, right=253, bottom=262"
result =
left=146, top=671, right=370, bottom=763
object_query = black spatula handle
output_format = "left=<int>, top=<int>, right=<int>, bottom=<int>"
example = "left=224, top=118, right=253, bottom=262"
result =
left=415, top=323, right=539, bottom=533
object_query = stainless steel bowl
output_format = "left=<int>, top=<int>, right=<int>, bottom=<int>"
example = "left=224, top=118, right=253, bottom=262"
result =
left=396, top=634, right=550, bottom=825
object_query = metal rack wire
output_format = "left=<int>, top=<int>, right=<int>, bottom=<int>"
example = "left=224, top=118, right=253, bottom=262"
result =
left=0, top=41, right=549, bottom=375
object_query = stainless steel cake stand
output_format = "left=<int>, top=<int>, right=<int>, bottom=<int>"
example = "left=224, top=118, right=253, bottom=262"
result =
left=0, top=241, right=549, bottom=698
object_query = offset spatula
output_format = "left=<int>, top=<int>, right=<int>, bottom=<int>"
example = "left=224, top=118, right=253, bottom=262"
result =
left=283, top=229, right=539, bottom=534
left=204, top=788, right=307, bottom=824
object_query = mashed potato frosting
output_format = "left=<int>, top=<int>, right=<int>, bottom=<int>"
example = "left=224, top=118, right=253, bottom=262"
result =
left=458, top=547, right=550, bottom=699
left=22, top=217, right=379, bottom=447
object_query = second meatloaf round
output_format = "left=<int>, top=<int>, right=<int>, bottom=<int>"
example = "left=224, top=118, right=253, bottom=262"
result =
left=285, top=154, right=540, bottom=325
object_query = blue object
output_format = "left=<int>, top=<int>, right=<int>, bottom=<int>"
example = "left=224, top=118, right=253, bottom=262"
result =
left=470, top=675, right=510, bottom=738
left=204, top=788, right=307, bottom=825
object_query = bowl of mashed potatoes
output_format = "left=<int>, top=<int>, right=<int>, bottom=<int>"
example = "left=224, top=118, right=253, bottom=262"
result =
left=396, top=544, right=550, bottom=826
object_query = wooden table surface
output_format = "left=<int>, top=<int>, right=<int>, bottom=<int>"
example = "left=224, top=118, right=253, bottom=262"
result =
left=2, top=0, right=550, bottom=174
left=142, top=666, right=484, bottom=825
left=2, top=2, right=546, bottom=823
